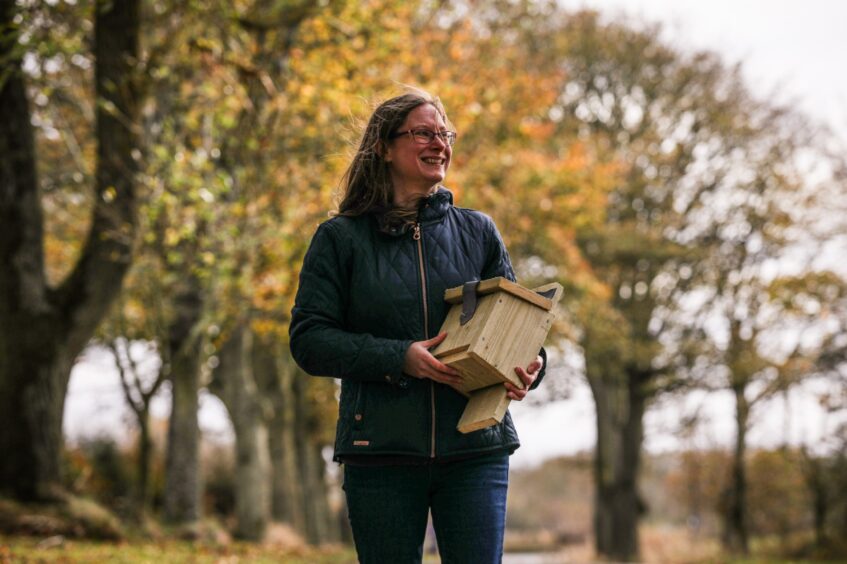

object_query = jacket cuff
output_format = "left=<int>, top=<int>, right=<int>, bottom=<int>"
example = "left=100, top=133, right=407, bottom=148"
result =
left=529, top=347, right=547, bottom=391
left=382, top=339, right=414, bottom=389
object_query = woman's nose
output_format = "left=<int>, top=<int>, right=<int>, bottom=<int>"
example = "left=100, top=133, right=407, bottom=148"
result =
left=431, top=133, right=448, bottom=149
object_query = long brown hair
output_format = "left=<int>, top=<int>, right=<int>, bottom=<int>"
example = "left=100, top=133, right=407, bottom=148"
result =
left=336, top=89, right=448, bottom=231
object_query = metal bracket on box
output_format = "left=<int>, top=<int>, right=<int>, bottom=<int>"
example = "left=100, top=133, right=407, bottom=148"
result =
left=460, top=280, right=480, bottom=325
left=535, top=288, right=557, bottom=300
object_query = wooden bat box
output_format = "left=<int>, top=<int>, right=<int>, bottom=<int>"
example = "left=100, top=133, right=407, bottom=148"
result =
left=431, top=277, right=563, bottom=434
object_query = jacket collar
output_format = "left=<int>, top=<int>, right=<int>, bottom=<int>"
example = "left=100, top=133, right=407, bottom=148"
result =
left=419, top=186, right=453, bottom=223
left=382, top=186, right=453, bottom=237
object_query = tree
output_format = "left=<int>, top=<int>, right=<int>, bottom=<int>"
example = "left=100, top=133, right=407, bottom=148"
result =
left=0, top=0, right=142, bottom=501
left=210, top=324, right=271, bottom=541
left=679, top=120, right=847, bottom=553
left=542, top=10, right=832, bottom=559
left=108, top=336, right=165, bottom=517
left=110, top=0, right=355, bottom=535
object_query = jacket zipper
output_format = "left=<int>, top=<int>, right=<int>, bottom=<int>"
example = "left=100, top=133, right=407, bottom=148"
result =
left=413, top=222, right=436, bottom=458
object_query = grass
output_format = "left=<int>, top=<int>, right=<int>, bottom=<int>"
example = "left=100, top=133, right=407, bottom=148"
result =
left=3, top=525, right=845, bottom=563
left=0, top=535, right=357, bottom=564
left=501, top=524, right=847, bottom=563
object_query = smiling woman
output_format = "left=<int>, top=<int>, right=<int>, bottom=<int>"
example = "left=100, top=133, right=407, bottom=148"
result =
left=289, top=89, right=546, bottom=563
left=383, top=104, right=454, bottom=207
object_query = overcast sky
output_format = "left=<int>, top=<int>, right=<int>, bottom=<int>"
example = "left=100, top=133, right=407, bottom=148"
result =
left=559, top=0, right=847, bottom=139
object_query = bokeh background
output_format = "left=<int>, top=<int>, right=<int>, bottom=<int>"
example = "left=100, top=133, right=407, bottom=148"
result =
left=2, top=0, right=846, bottom=562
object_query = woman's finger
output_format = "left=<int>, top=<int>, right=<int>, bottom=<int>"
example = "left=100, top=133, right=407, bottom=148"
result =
left=527, top=358, right=542, bottom=375
left=426, top=354, right=460, bottom=376
left=504, top=381, right=528, bottom=401
left=422, top=332, right=448, bottom=348
left=429, top=365, right=462, bottom=386
left=513, top=366, right=536, bottom=388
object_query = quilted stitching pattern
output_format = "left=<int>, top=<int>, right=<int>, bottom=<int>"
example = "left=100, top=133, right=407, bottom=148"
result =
left=290, top=188, right=526, bottom=459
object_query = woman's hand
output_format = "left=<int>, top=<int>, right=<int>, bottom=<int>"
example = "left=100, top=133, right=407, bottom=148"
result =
left=403, top=332, right=463, bottom=387
left=505, top=355, right=543, bottom=400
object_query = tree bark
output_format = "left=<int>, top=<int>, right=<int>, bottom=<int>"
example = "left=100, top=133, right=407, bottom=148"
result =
left=258, top=344, right=341, bottom=544
left=212, top=325, right=271, bottom=541
left=163, top=284, right=204, bottom=524
left=291, top=373, right=337, bottom=545
left=0, top=0, right=141, bottom=501
left=165, top=278, right=203, bottom=524
left=588, top=367, right=646, bottom=562
left=137, top=408, right=153, bottom=511
left=800, top=450, right=829, bottom=548
left=723, top=384, right=750, bottom=554
left=256, top=342, right=306, bottom=530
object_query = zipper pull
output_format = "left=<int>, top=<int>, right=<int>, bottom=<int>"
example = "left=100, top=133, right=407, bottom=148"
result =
left=413, top=223, right=421, bottom=240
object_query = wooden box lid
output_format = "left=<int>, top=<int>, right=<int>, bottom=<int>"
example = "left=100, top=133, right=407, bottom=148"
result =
left=443, top=277, right=558, bottom=311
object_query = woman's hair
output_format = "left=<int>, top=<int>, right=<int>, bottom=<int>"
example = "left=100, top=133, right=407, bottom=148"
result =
left=336, top=89, right=448, bottom=231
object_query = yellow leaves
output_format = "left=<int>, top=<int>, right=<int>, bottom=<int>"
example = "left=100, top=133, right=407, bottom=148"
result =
left=102, top=186, right=117, bottom=203
left=121, top=295, right=150, bottom=329
left=164, top=226, right=180, bottom=247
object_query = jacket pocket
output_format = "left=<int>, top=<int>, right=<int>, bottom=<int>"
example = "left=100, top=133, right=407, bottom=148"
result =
left=352, top=382, right=365, bottom=430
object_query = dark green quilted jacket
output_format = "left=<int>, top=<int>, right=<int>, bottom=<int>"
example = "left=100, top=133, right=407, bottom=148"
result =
left=289, top=188, right=544, bottom=462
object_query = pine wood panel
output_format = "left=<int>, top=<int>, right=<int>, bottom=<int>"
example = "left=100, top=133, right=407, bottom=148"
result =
left=456, top=385, right=512, bottom=434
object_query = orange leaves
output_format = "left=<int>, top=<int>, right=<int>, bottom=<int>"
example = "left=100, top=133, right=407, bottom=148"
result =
left=519, top=119, right=556, bottom=142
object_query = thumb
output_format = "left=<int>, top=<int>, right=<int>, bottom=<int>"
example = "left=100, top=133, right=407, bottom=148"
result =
left=423, top=332, right=448, bottom=348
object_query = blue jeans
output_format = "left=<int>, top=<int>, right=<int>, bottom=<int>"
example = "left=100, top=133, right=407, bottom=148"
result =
left=343, top=452, right=510, bottom=564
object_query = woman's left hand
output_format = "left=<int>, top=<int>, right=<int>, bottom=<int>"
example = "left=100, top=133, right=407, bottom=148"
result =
left=505, top=355, right=543, bottom=401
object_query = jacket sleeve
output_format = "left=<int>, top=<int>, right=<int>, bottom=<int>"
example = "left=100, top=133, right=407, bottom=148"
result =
left=480, top=215, right=546, bottom=390
left=480, top=214, right=516, bottom=282
left=289, top=221, right=413, bottom=385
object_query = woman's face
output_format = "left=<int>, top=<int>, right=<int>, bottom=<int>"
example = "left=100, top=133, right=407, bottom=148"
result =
left=385, top=104, right=452, bottom=203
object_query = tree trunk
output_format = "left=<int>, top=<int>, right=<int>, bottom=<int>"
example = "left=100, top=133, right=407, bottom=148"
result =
left=723, top=384, right=750, bottom=554
left=137, top=407, right=153, bottom=513
left=0, top=341, right=72, bottom=501
left=163, top=285, right=204, bottom=524
left=841, top=451, right=847, bottom=545
left=291, top=373, right=337, bottom=545
left=212, top=325, right=271, bottom=541
left=0, top=0, right=141, bottom=501
left=588, top=367, right=646, bottom=562
left=256, top=342, right=306, bottom=530
left=804, top=455, right=828, bottom=548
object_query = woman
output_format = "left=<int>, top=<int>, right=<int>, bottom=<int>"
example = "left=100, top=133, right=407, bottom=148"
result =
left=289, top=89, right=545, bottom=563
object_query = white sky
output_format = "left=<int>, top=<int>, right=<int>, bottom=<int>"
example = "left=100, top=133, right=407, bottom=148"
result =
left=559, top=0, right=847, bottom=138
left=64, top=1, right=847, bottom=469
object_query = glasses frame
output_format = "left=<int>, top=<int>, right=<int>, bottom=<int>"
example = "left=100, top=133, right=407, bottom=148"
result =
left=390, top=128, right=457, bottom=147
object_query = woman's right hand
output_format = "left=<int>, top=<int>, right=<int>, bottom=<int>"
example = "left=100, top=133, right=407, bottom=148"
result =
left=403, top=332, right=463, bottom=387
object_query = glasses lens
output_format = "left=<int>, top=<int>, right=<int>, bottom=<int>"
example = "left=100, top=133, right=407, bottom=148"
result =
left=412, top=130, right=436, bottom=144
left=410, top=129, right=456, bottom=146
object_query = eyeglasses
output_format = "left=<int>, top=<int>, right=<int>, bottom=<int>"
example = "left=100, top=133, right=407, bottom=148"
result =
left=391, top=128, right=457, bottom=147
